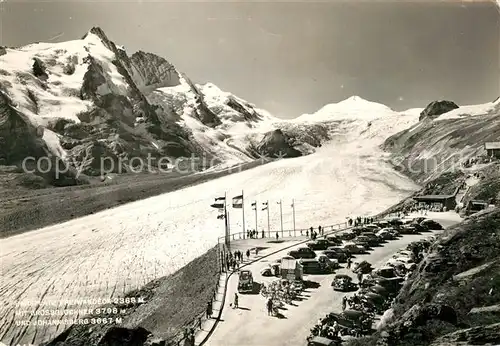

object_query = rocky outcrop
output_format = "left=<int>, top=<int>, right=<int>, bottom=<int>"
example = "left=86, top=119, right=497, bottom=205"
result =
left=130, top=51, right=180, bottom=91
left=419, top=100, right=459, bottom=121
left=0, top=91, right=47, bottom=164
left=431, top=323, right=500, bottom=345
left=0, top=46, right=6, bottom=56
left=255, top=129, right=302, bottom=158
left=32, top=57, right=48, bottom=80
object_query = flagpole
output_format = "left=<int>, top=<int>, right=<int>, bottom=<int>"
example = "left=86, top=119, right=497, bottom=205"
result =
left=241, top=190, right=246, bottom=239
left=224, top=191, right=229, bottom=250
left=279, top=199, right=283, bottom=235
left=292, top=198, right=296, bottom=237
left=267, top=200, right=270, bottom=237
left=254, top=200, right=258, bottom=234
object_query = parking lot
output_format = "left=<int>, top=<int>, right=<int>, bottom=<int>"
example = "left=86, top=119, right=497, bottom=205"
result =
left=204, top=212, right=462, bottom=346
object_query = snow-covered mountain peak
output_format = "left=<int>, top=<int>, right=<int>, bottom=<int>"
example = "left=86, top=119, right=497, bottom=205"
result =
left=294, top=95, right=396, bottom=123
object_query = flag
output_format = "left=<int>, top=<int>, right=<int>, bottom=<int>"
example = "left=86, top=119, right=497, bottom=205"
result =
left=232, top=194, right=243, bottom=208
left=211, top=203, right=225, bottom=209
left=262, top=202, right=268, bottom=211
left=291, top=202, right=294, bottom=207
left=215, top=196, right=226, bottom=201
left=251, top=201, right=257, bottom=210
left=277, top=201, right=281, bottom=205
left=217, top=214, right=225, bottom=219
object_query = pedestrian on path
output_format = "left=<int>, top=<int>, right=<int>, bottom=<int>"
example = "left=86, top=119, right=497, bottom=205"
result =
left=246, top=249, right=250, bottom=260
left=342, top=296, right=347, bottom=311
left=275, top=232, right=279, bottom=240
left=206, top=300, right=213, bottom=319
left=255, top=247, right=259, bottom=256
left=267, top=298, right=273, bottom=316
left=233, top=293, right=239, bottom=309
left=357, top=272, right=363, bottom=286
left=347, top=256, right=352, bottom=269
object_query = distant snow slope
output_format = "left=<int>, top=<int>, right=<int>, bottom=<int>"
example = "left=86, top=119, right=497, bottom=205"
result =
left=0, top=109, right=420, bottom=345
left=295, top=95, right=397, bottom=122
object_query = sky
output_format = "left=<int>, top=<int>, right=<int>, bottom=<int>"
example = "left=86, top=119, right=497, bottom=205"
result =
left=1, top=0, right=499, bottom=119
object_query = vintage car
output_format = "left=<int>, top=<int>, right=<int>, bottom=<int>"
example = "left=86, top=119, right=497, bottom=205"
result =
left=352, top=260, right=373, bottom=274
left=238, top=270, right=254, bottom=293
left=376, top=230, right=395, bottom=240
left=342, top=243, right=366, bottom=255
left=317, top=255, right=340, bottom=270
left=331, top=274, right=357, bottom=291
left=361, top=292, right=388, bottom=313
left=288, top=247, right=317, bottom=259
left=325, top=236, right=343, bottom=246
left=300, top=259, right=331, bottom=274
left=307, top=336, right=341, bottom=346
left=371, top=266, right=399, bottom=279
left=322, top=249, right=348, bottom=263
left=337, top=230, right=356, bottom=240
left=420, top=219, right=443, bottom=230
left=307, top=239, right=331, bottom=251
left=334, top=310, right=373, bottom=335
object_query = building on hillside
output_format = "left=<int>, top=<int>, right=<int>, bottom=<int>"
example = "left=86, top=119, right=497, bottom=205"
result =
left=413, top=194, right=457, bottom=211
left=484, top=142, right=500, bottom=159
left=465, top=200, right=489, bottom=216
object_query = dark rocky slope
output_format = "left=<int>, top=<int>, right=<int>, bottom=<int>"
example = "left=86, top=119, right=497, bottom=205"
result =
left=348, top=209, right=500, bottom=346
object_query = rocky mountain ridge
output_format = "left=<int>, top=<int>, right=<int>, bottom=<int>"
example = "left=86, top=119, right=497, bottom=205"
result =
left=0, top=27, right=331, bottom=189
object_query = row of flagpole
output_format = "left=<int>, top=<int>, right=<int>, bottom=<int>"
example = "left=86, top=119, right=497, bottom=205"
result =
left=210, top=191, right=296, bottom=243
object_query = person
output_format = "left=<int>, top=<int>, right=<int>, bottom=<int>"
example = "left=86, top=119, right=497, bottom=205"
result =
left=233, top=293, right=239, bottom=309
left=318, top=225, right=322, bottom=236
left=332, top=320, right=340, bottom=338
left=266, top=298, right=273, bottom=316
left=342, top=296, right=347, bottom=311
left=306, top=230, right=309, bottom=237
left=262, top=229, right=265, bottom=238
left=310, top=226, right=314, bottom=236
left=275, top=232, right=279, bottom=240
left=255, top=247, right=259, bottom=256
left=246, top=249, right=250, bottom=260
left=347, top=256, right=352, bottom=269
left=357, top=272, right=363, bottom=285
left=206, top=301, right=213, bottom=319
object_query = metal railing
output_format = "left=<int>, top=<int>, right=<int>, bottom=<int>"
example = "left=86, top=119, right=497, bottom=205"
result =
left=217, top=221, right=350, bottom=244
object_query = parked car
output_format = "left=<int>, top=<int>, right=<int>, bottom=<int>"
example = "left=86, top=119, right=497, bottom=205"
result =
left=364, top=224, right=381, bottom=231
left=371, top=266, right=398, bottom=279
left=343, top=243, right=367, bottom=255
left=360, top=233, right=382, bottom=245
left=300, top=259, right=330, bottom=274
left=323, top=249, right=348, bottom=263
left=332, top=310, right=373, bottom=334
left=412, top=217, right=427, bottom=224
left=420, top=219, right=443, bottom=230
left=352, top=260, right=373, bottom=274
left=325, top=236, right=343, bottom=246
left=238, top=270, right=254, bottom=293
left=338, top=230, right=357, bottom=240
left=374, top=221, right=390, bottom=228
left=376, top=230, right=395, bottom=240
left=332, top=274, right=357, bottom=291
left=307, top=336, right=341, bottom=346
left=317, top=255, right=340, bottom=271
left=288, top=247, right=316, bottom=259
left=388, top=218, right=404, bottom=226
left=399, top=225, right=419, bottom=235
left=307, top=239, right=331, bottom=251
left=353, top=237, right=372, bottom=249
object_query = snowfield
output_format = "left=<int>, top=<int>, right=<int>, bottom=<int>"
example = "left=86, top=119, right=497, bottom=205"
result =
left=0, top=108, right=421, bottom=345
